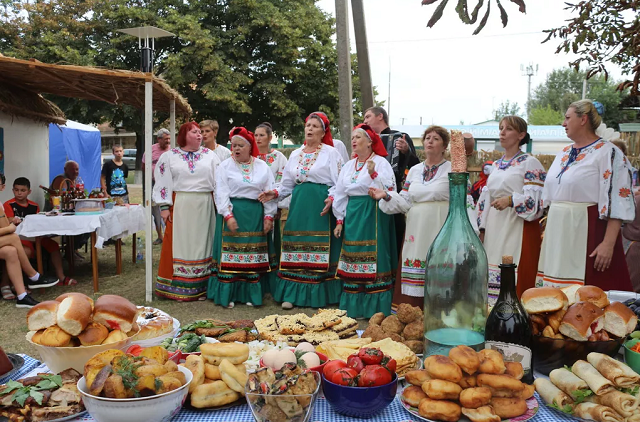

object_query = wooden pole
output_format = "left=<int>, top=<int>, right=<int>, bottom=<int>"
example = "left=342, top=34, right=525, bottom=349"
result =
left=335, top=0, right=353, bottom=143
left=351, top=0, right=374, bottom=110
left=145, top=81, right=153, bottom=302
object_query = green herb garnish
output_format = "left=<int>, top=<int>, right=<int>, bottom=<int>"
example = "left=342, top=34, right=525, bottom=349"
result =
left=179, top=320, right=215, bottom=333
left=34, top=374, right=63, bottom=391
left=154, top=378, right=163, bottom=392
left=621, top=386, right=640, bottom=396
left=0, top=381, right=46, bottom=407
left=550, top=402, right=574, bottom=414
left=572, top=389, right=593, bottom=404
left=295, top=350, right=309, bottom=369
left=563, top=365, right=572, bottom=372
left=114, top=356, right=140, bottom=396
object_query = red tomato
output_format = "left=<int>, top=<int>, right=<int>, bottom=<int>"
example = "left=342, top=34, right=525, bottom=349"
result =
left=381, top=356, right=397, bottom=374
left=331, top=367, right=358, bottom=386
left=358, top=365, right=392, bottom=387
left=323, top=360, right=347, bottom=380
left=358, top=347, right=384, bottom=365
left=126, top=345, right=143, bottom=356
left=346, top=354, right=365, bottom=373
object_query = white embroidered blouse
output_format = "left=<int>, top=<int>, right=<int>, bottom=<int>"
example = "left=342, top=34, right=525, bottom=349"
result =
left=543, top=139, right=635, bottom=222
left=276, top=144, right=343, bottom=199
left=152, top=147, right=220, bottom=207
left=332, top=155, right=396, bottom=221
left=477, top=153, right=546, bottom=229
left=212, top=144, right=231, bottom=163
left=257, top=150, right=290, bottom=209
left=215, top=158, right=276, bottom=218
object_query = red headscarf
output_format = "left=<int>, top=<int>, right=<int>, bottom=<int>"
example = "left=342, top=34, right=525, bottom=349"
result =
left=353, top=124, right=388, bottom=157
left=229, top=127, right=259, bottom=157
left=305, top=112, right=334, bottom=147
left=471, top=160, right=493, bottom=200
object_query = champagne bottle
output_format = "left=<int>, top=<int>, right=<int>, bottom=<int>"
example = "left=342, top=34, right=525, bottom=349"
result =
left=484, top=256, right=533, bottom=384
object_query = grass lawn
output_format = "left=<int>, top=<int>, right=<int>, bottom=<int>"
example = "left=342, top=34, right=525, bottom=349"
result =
left=0, top=185, right=356, bottom=358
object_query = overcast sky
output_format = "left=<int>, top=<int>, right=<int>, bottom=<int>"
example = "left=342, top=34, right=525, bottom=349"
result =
left=316, top=0, right=625, bottom=127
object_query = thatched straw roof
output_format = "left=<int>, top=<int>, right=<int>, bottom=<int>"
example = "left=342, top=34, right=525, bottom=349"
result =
left=0, top=83, right=66, bottom=125
left=0, top=56, right=191, bottom=116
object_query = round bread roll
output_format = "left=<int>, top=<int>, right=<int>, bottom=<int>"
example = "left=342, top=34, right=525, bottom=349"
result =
left=459, top=387, right=492, bottom=409
left=30, top=329, right=45, bottom=344
left=559, top=302, right=604, bottom=341
left=424, top=355, right=463, bottom=383
left=101, top=329, right=127, bottom=345
left=40, top=326, right=72, bottom=347
left=459, top=374, right=477, bottom=389
left=56, top=295, right=92, bottom=336
left=419, top=398, right=461, bottom=422
left=521, top=287, right=568, bottom=314
left=55, top=292, right=94, bottom=310
left=504, top=361, right=524, bottom=380
left=93, top=295, right=138, bottom=333
left=27, top=301, right=59, bottom=332
left=477, top=374, right=525, bottom=392
left=405, top=369, right=432, bottom=387
left=190, top=380, right=240, bottom=408
left=490, top=397, right=528, bottom=419
left=422, top=379, right=462, bottom=400
left=219, top=359, right=248, bottom=395
left=402, top=385, right=428, bottom=407
left=78, top=322, right=109, bottom=346
left=200, top=342, right=250, bottom=365
left=576, top=286, right=609, bottom=309
left=477, top=349, right=506, bottom=375
left=449, top=345, right=480, bottom=375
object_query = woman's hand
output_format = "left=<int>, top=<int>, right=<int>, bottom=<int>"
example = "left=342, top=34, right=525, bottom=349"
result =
left=161, top=209, right=171, bottom=224
left=227, top=217, right=239, bottom=233
left=590, top=240, right=614, bottom=271
left=6, top=223, right=16, bottom=234
left=490, top=196, right=511, bottom=211
left=258, top=190, right=277, bottom=203
left=368, top=188, right=387, bottom=201
left=334, top=223, right=343, bottom=238
left=367, top=160, right=376, bottom=176
left=264, top=218, right=273, bottom=234
left=320, top=197, right=333, bottom=216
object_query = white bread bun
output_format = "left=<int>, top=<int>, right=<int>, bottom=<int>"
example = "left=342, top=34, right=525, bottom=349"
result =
left=39, top=325, right=72, bottom=347
left=102, top=329, right=128, bottom=345
left=576, top=286, right=609, bottom=309
left=521, top=287, right=568, bottom=314
left=604, top=302, right=637, bottom=338
left=56, top=295, right=92, bottom=336
left=78, top=322, right=109, bottom=346
left=27, top=300, right=59, bottom=331
left=560, top=285, right=581, bottom=306
left=559, top=302, right=604, bottom=341
left=93, top=295, right=137, bottom=333
left=55, top=292, right=94, bottom=310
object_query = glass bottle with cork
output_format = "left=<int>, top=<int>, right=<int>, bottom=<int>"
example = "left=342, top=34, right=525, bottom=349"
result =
left=484, top=255, right=534, bottom=384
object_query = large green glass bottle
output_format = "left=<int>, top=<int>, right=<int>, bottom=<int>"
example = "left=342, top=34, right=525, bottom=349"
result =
left=423, top=172, right=488, bottom=357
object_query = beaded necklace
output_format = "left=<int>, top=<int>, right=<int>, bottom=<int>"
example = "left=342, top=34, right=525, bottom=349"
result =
left=234, top=156, right=254, bottom=183
left=295, top=144, right=323, bottom=184
left=422, top=160, right=446, bottom=183
left=496, top=150, right=524, bottom=170
left=351, top=152, right=375, bottom=183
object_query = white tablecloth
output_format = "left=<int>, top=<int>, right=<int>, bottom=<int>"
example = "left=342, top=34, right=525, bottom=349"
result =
left=15, top=205, right=146, bottom=249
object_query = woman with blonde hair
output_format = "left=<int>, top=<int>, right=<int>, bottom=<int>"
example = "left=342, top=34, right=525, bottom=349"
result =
left=200, top=119, right=231, bottom=162
left=538, top=100, right=634, bottom=291
left=477, top=116, right=546, bottom=305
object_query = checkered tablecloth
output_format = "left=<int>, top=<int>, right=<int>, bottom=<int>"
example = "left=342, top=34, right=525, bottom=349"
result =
left=3, top=355, right=580, bottom=422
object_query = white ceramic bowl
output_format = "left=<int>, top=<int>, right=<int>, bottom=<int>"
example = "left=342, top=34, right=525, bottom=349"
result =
left=77, top=365, right=192, bottom=422
left=26, top=331, right=134, bottom=373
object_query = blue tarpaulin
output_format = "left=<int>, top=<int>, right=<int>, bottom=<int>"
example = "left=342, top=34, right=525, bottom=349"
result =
left=49, top=121, right=101, bottom=190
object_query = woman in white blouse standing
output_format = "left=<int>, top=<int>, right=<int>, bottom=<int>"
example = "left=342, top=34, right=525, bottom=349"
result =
left=208, top=127, right=276, bottom=308
left=371, top=126, right=477, bottom=314
left=332, top=124, right=397, bottom=318
left=200, top=119, right=231, bottom=163
left=477, top=116, right=546, bottom=306
left=538, top=100, right=634, bottom=291
left=259, top=112, right=343, bottom=310
left=153, top=122, right=220, bottom=301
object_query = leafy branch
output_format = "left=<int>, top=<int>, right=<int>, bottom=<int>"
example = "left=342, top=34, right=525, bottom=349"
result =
left=421, top=0, right=526, bottom=34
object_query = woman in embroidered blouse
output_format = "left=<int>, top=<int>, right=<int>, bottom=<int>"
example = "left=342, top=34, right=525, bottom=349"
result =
left=331, top=124, right=397, bottom=318
left=476, top=116, right=546, bottom=306
left=538, top=99, right=635, bottom=291
left=201, top=119, right=231, bottom=163
left=259, top=112, right=343, bottom=310
left=208, top=127, right=276, bottom=308
left=153, top=122, right=220, bottom=301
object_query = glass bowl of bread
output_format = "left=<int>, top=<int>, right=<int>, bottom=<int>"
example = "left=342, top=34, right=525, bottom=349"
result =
left=26, top=293, right=140, bottom=373
left=522, top=285, right=635, bottom=375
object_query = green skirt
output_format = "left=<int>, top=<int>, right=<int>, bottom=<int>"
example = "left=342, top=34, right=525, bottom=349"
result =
left=338, top=195, right=397, bottom=318
left=272, top=182, right=342, bottom=307
left=207, top=198, right=275, bottom=307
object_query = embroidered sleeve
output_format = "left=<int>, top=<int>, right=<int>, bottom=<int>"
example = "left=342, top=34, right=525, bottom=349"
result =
left=379, top=165, right=412, bottom=215
left=214, top=164, right=233, bottom=218
left=512, top=157, right=546, bottom=222
left=263, top=167, right=277, bottom=218
left=369, top=158, right=396, bottom=192
left=476, top=186, right=490, bottom=230
left=599, top=145, right=635, bottom=222
left=152, top=152, right=173, bottom=206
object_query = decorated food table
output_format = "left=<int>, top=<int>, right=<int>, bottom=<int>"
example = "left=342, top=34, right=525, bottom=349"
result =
left=15, top=205, right=146, bottom=292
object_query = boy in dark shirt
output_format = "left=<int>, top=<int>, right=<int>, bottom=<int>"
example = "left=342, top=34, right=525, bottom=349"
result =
left=5, top=177, right=77, bottom=286
left=101, top=145, right=129, bottom=203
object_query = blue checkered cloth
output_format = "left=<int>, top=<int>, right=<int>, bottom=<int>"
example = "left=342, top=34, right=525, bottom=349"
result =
left=5, top=355, right=575, bottom=421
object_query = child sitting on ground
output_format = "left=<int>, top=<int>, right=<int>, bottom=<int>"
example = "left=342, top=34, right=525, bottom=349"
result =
left=4, top=177, right=77, bottom=286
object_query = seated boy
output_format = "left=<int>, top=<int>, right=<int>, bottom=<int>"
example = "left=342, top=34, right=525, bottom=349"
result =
left=4, top=177, right=77, bottom=286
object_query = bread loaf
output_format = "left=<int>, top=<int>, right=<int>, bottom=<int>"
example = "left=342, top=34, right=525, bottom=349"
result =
left=27, top=301, right=59, bottom=331
left=55, top=292, right=94, bottom=310
left=57, top=295, right=92, bottom=336
left=93, top=295, right=138, bottom=333
left=78, top=322, right=109, bottom=346
left=560, top=285, right=581, bottom=306
left=576, top=286, right=609, bottom=309
left=559, top=302, right=604, bottom=341
left=40, top=326, right=72, bottom=347
left=603, top=302, right=637, bottom=338
left=521, top=287, right=568, bottom=314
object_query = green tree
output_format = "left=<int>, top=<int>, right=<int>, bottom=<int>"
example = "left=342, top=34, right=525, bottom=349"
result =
left=492, top=100, right=521, bottom=121
left=528, top=105, right=563, bottom=126
left=529, top=68, right=631, bottom=128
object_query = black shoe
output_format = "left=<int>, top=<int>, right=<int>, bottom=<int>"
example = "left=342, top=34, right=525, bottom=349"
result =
left=16, top=294, right=39, bottom=308
left=27, top=275, right=60, bottom=289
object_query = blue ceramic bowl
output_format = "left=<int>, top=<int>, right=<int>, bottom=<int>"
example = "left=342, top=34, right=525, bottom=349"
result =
left=322, top=373, right=397, bottom=418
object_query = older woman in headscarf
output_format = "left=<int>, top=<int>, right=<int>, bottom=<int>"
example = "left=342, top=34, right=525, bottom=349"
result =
left=208, top=127, right=276, bottom=308
left=153, top=122, right=220, bottom=301
left=470, top=161, right=493, bottom=204
left=331, top=124, right=397, bottom=318
left=538, top=100, right=634, bottom=291
left=259, top=112, right=343, bottom=310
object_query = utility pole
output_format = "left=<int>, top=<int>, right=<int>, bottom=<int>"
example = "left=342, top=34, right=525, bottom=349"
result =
left=351, top=0, right=374, bottom=110
left=521, top=63, right=538, bottom=119
left=401, top=117, right=405, bottom=125
left=582, top=79, right=588, bottom=99
left=335, top=0, right=353, bottom=146
left=387, top=57, right=391, bottom=118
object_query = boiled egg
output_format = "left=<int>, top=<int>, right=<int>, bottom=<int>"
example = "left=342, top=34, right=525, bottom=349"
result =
left=270, top=349, right=297, bottom=371
left=261, top=349, right=280, bottom=368
left=295, top=342, right=315, bottom=353
left=300, top=351, right=321, bottom=368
